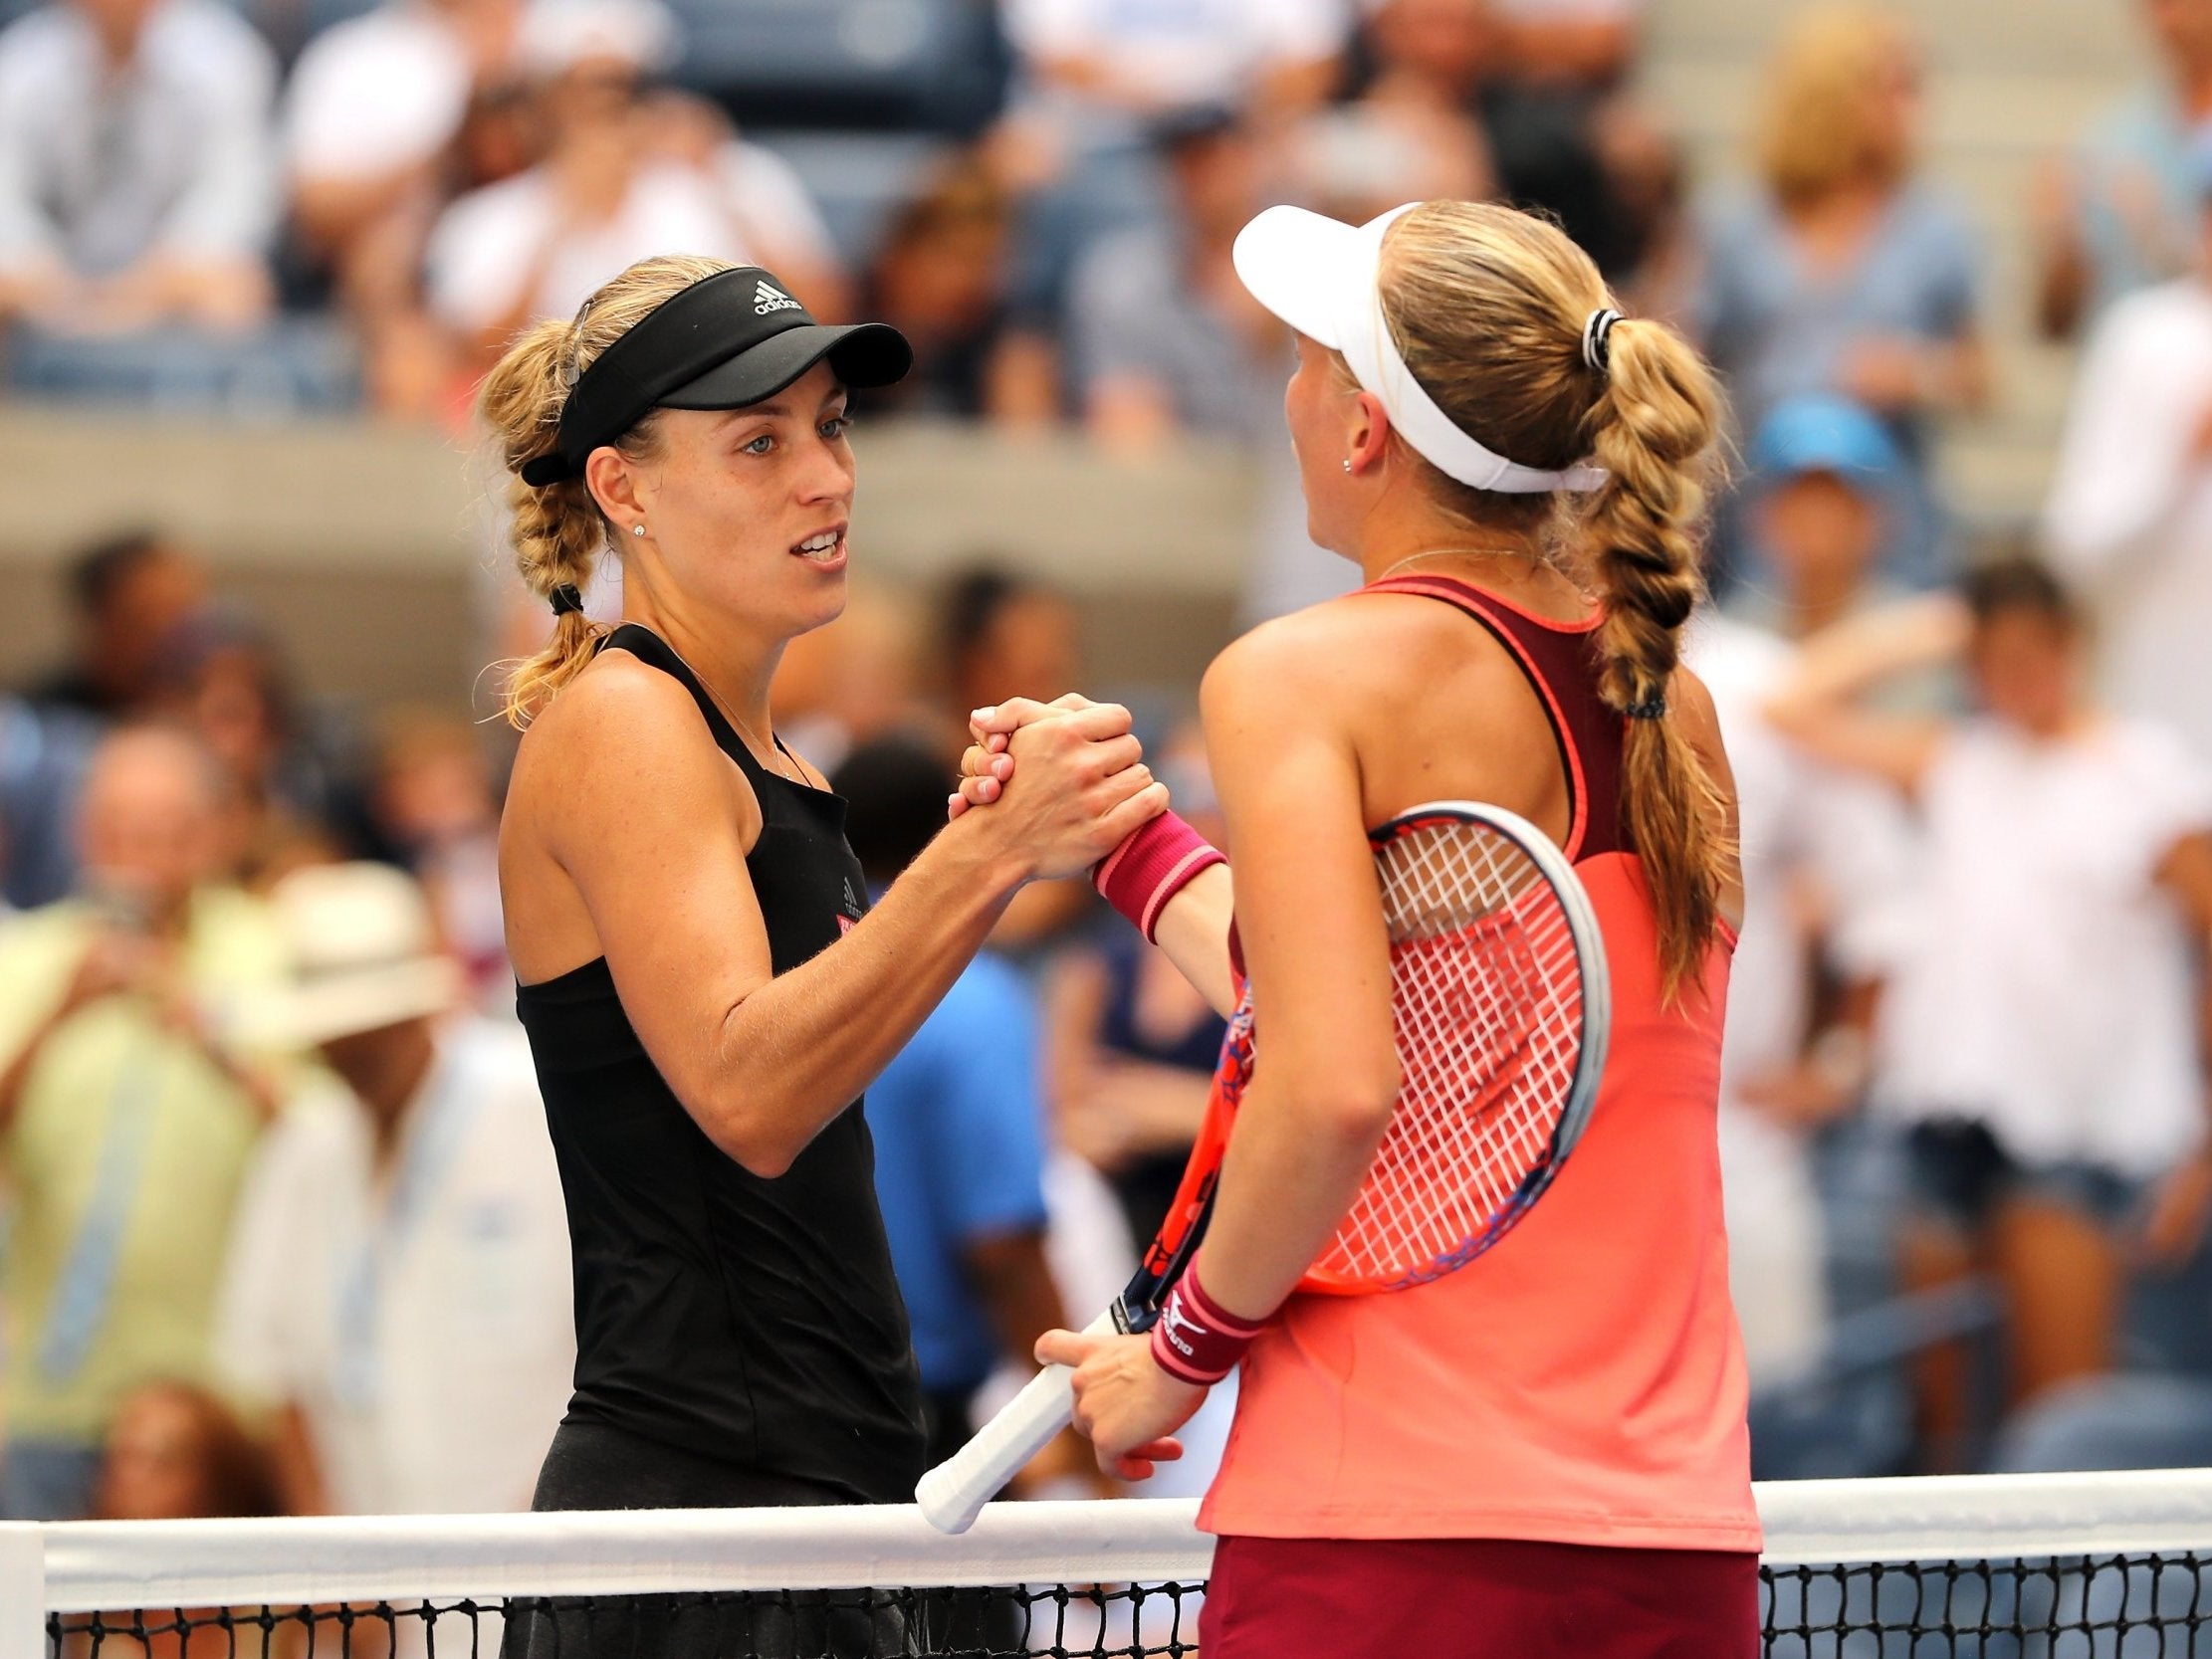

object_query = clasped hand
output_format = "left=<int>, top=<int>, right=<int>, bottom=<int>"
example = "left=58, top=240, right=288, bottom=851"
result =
left=947, top=695, right=1119, bottom=821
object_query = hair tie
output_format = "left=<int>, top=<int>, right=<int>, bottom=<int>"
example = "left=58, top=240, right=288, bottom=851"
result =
left=1583, top=308, right=1623, bottom=374
left=548, top=583, right=585, bottom=617
left=1624, top=695, right=1667, bottom=722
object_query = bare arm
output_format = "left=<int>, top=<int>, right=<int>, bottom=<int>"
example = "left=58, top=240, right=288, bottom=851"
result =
left=964, top=644, right=1395, bottom=1310
left=1147, top=866, right=1236, bottom=1019
left=1180, top=632, right=1401, bottom=1318
left=1084, top=375, right=1180, bottom=454
left=538, top=673, right=1163, bottom=1177
left=1763, top=597, right=1967, bottom=795
left=966, top=1229, right=1072, bottom=1374
left=271, top=1402, right=329, bottom=1517
left=962, top=702, right=1237, bottom=1016
left=1033, top=631, right=1398, bottom=1479
left=2030, top=158, right=2091, bottom=343
left=1839, top=329, right=1991, bottom=417
left=291, top=162, right=431, bottom=264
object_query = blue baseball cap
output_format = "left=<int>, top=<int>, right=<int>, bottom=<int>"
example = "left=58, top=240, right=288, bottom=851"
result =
left=1750, top=395, right=1901, bottom=491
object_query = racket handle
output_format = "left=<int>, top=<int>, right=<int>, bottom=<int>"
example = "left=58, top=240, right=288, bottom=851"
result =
left=915, top=1309, right=1116, bottom=1535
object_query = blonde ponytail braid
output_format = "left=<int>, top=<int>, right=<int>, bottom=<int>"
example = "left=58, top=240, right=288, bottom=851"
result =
left=1371, top=201, right=1733, bottom=1000
left=480, top=254, right=737, bottom=728
left=1581, top=318, right=1733, bottom=998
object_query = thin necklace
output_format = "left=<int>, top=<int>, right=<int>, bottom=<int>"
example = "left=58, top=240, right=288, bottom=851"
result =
left=662, top=638, right=803, bottom=786
left=1371, top=546, right=1539, bottom=585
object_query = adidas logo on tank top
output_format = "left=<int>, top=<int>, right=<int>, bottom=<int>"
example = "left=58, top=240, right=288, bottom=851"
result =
left=754, top=280, right=800, bottom=315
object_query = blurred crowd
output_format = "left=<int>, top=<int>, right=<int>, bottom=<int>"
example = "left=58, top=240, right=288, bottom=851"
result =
left=7, top=0, right=2212, bottom=1558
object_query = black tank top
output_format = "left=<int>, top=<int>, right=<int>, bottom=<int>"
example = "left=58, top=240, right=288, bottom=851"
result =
left=515, top=624, right=926, bottom=1504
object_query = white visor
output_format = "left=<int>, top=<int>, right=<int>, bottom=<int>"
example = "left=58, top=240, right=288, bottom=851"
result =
left=1232, top=203, right=1607, bottom=496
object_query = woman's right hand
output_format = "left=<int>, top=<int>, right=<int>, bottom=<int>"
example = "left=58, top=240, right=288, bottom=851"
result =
left=955, top=700, right=1166, bottom=881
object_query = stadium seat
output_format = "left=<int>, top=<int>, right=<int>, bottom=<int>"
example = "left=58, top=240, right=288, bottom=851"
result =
left=666, top=0, right=1007, bottom=132
left=753, top=130, right=952, bottom=271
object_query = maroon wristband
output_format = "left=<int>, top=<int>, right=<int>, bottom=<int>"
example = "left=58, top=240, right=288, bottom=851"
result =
left=1093, top=810, right=1225, bottom=943
left=1149, top=1267, right=1267, bottom=1387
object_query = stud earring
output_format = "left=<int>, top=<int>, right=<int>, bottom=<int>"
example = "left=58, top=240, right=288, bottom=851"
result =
left=632, top=524, right=646, bottom=538
left=1342, top=460, right=1353, bottom=474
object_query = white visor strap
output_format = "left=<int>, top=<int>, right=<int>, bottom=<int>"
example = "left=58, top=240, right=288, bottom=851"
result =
left=1331, top=205, right=1607, bottom=496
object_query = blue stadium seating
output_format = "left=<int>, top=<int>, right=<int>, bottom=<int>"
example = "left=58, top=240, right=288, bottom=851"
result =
left=666, top=0, right=1006, bottom=132
left=0, top=0, right=1008, bottom=131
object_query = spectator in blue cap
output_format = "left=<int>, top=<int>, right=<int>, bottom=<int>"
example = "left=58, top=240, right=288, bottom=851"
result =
left=1730, top=394, right=1909, bottom=644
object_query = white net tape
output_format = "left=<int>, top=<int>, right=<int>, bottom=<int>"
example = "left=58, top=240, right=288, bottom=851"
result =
left=15, top=1473, right=2212, bottom=1658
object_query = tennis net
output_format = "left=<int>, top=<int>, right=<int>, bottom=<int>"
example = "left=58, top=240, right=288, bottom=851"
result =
left=10, top=1469, right=2212, bottom=1657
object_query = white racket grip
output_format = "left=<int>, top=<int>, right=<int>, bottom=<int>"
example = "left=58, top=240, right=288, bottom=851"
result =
left=915, top=1309, right=1117, bottom=1535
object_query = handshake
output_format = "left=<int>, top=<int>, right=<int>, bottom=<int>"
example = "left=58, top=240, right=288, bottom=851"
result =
left=941, top=694, right=1169, bottom=884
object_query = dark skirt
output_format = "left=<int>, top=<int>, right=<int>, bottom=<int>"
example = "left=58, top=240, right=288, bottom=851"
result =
left=500, top=1420, right=913, bottom=1659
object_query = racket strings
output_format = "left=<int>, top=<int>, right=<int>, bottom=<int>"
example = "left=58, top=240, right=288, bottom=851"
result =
left=1316, top=822, right=1587, bottom=1287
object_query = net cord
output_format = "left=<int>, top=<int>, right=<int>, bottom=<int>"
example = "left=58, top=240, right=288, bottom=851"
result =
left=24, top=1471, right=2212, bottom=1625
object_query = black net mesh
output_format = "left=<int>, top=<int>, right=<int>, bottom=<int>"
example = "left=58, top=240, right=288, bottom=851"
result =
left=44, top=1558, right=2212, bottom=1657
left=47, top=1583, right=1201, bottom=1658
left=1761, top=1555, right=2212, bottom=1656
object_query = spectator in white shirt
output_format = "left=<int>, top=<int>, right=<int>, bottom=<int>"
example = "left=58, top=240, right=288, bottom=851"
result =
left=1768, top=563, right=2212, bottom=1442
left=284, top=0, right=528, bottom=303
left=0, top=0, right=278, bottom=332
left=1004, top=0, right=1349, bottom=124
left=2043, top=138, right=2212, bottom=770
left=218, top=863, right=571, bottom=1517
left=641, top=89, right=851, bottom=324
left=1688, top=583, right=1918, bottom=1395
left=422, top=0, right=757, bottom=369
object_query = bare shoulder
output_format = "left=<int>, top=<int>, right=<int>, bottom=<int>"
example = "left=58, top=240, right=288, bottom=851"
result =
left=508, top=651, right=757, bottom=855
left=1203, top=593, right=1503, bottom=710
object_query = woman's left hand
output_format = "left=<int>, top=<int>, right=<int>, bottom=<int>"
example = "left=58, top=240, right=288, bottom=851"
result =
left=1034, top=1328, right=1207, bottom=1482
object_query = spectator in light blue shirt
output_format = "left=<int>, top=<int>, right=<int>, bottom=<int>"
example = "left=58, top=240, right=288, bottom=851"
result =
left=1691, top=6, right=1987, bottom=594
left=830, top=735, right=1074, bottom=1470
left=2030, top=0, right=2212, bottom=343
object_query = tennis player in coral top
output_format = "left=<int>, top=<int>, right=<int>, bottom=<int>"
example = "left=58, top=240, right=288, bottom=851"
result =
left=958, top=200, right=1759, bottom=1656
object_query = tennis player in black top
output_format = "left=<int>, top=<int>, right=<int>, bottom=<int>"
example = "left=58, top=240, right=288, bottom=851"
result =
left=483, top=255, right=1164, bottom=1656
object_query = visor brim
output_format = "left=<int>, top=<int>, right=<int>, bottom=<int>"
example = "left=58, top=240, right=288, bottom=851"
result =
left=658, top=320, right=913, bottom=411
left=1232, top=205, right=1369, bottom=350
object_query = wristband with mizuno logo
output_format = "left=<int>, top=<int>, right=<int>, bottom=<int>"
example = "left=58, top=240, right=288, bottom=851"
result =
left=1149, top=1267, right=1266, bottom=1386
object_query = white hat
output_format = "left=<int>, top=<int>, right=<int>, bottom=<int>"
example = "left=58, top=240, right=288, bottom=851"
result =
left=1231, top=202, right=1607, bottom=496
left=239, top=863, right=463, bottom=1048
left=517, top=0, right=682, bottom=79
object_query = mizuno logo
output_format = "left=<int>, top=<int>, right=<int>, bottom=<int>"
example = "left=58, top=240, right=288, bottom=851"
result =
left=755, top=281, right=800, bottom=315
left=1158, top=1303, right=1203, bottom=1357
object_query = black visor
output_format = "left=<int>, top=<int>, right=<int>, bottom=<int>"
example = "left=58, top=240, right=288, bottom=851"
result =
left=519, top=267, right=912, bottom=487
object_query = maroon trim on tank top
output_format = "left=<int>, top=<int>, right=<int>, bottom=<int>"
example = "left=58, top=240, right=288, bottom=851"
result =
left=1359, top=574, right=1628, bottom=862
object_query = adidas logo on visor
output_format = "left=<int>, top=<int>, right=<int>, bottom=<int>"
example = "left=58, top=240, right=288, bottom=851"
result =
left=754, top=280, right=801, bottom=315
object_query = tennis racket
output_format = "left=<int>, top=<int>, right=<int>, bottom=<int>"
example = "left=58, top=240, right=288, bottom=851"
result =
left=916, top=800, right=1611, bottom=1534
